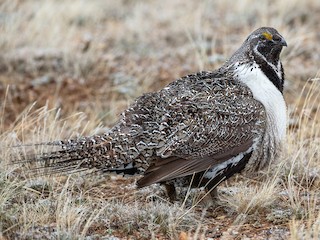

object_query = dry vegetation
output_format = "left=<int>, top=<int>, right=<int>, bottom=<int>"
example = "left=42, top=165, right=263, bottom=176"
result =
left=0, top=0, right=320, bottom=239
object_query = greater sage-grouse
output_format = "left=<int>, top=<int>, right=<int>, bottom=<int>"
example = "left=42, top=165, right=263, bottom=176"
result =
left=19, top=27, right=287, bottom=201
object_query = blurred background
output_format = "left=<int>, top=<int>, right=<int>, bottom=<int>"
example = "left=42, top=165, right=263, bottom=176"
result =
left=0, top=0, right=319, bottom=132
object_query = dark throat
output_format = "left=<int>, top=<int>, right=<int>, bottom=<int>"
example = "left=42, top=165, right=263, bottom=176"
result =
left=253, top=53, right=284, bottom=93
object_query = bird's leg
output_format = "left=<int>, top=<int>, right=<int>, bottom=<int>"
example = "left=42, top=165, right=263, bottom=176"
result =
left=163, top=183, right=177, bottom=202
left=207, top=187, right=218, bottom=200
left=205, top=179, right=219, bottom=201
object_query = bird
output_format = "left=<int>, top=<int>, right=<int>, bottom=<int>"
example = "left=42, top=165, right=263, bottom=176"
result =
left=18, top=27, right=287, bottom=201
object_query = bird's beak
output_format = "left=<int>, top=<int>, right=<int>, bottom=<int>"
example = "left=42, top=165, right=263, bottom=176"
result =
left=274, top=35, right=287, bottom=47
left=279, top=38, right=287, bottom=47
left=271, top=33, right=287, bottom=47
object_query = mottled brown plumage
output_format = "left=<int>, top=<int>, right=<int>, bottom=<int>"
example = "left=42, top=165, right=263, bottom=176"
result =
left=17, top=27, right=287, bottom=201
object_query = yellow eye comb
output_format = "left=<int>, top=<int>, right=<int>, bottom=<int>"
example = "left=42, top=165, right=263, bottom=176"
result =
left=262, top=32, right=273, bottom=40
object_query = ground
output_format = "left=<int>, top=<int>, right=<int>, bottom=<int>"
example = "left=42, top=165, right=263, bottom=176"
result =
left=0, top=0, right=320, bottom=239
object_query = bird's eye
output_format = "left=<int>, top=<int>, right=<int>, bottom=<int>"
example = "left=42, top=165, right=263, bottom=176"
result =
left=272, top=34, right=281, bottom=42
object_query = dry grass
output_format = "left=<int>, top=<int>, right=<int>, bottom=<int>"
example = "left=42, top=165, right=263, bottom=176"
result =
left=0, top=0, right=320, bottom=239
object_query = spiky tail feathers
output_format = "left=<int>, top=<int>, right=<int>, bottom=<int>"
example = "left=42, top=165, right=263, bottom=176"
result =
left=15, top=134, right=143, bottom=177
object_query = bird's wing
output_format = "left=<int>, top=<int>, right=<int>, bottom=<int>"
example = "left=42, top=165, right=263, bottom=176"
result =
left=134, top=72, right=266, bottom=187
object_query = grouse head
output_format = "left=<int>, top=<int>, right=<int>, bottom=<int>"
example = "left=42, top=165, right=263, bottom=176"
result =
left=246, top=27, right=287, bottom=65
left=228, top=27, right=287, bottom=93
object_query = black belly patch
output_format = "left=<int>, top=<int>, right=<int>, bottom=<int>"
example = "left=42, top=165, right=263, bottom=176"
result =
left=170, top=151, right=253, bottom=189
